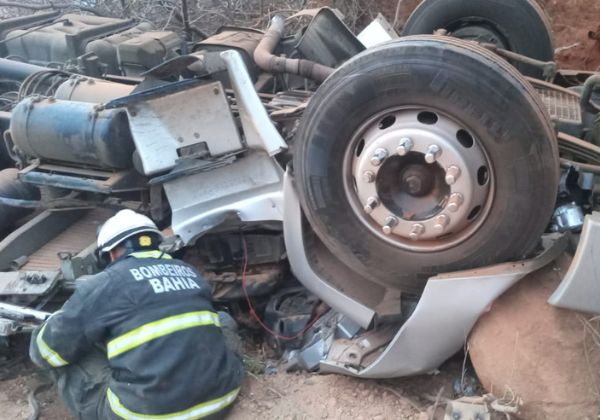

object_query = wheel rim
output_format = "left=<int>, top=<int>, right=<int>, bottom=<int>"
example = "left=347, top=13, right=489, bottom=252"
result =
left=446, top=19, right=510, bottom=50
left=344, top=107, right=494, bottom=252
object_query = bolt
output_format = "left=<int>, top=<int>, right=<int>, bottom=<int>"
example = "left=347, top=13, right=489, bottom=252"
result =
left=363, top=197, right=380, bottom=214
left=424, top=144, right=441, bottom=164
left=213, top=87, right=220, bottom=95
left=404, top=175, right=423, bottom=195
left=447, top=193, right=464, bottom=212
left=382, top=216, right=399, bottom=235
left=408, top=223, right=425, bottom=240
left=452, top=413, right=461, bottom=420
left=396, top=137, right=413, bottom=156
left=445, top=165, right=461, bottom=185
left=362, top=171, right=376, bottom=183
left=370, top=148, right=389, bottom=166
left=433, top=214, right=450, bottom=232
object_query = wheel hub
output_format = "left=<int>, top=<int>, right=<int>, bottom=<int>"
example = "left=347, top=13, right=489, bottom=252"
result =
left=400, top=164, right=434, bottom=197
left=348, top=108, right=492, bottom=250
left=449, top=21, right=509, bottom=50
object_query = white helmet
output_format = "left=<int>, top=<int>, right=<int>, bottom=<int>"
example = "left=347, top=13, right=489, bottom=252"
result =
left=97, top=209, right=162, bottom=253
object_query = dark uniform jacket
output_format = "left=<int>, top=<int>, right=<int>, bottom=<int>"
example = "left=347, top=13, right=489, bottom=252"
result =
left=30, top=250, right=244, bottom=419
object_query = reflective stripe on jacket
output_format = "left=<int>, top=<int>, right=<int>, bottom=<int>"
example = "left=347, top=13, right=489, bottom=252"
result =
left=30, top=250, right=244, bottom=418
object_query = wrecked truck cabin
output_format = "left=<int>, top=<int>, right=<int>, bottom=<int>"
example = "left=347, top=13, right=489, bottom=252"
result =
left=0, top=0, right=599, bottom=380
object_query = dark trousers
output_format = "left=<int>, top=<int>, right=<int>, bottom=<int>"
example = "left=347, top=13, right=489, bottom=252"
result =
left=48, top=347, right=115, bottom=420
left=48, top=347, right=236, bottom=420
left=42, top=312, right=240, bottom=419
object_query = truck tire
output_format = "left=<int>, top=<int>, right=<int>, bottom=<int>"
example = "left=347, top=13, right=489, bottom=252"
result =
left=293, top=36, right=559, bottom=294
left=402, top=0, right=554, bottom=79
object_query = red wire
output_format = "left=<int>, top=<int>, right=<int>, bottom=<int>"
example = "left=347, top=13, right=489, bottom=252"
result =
left=241, top=235, right=319, bottom=341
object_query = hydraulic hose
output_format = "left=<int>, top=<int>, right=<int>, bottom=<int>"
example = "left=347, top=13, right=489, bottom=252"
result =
left=581, top=74, right=600, bottom=113
left=0, top=58, right=49, bottom=81
left=253, top=15, right=334, bottom=83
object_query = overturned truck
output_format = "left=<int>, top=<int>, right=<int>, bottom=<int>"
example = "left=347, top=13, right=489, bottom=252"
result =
left=0, top=0, right=599, bottom=378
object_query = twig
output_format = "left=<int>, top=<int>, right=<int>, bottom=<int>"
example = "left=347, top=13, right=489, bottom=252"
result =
left=555, top=42, right=582, bottom=54
left=162, top=6, right=176, bottom=31
left=430, top=386, right=445, bottom=420
left=246, top=371, right=260, bottom=380
left=377, top=384, right=425, bottom=412
left=267, top=386, right=284, bottom=398
left=461, top=341, right=470, bottom=394
left=393, top=0, right=404, bottom=29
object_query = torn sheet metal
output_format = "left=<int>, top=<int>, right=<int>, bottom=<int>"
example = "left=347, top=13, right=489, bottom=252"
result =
left=220, top=50, right=288, bottom=156
left=320, top=233, right=566, bottom=378
left=165, top=152, right=284, bottom=245
left=282, top=170, right=376, bottom=329
left=358, top=13, right=399, bottom=48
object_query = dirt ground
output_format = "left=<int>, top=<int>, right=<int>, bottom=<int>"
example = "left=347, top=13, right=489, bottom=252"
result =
left=0, top=352, right=466, bottom=420
left=0, top=1, right=599, bottom=419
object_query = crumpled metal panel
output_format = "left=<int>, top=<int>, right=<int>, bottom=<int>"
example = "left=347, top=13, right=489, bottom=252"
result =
left=320, top=233, right=567, bottom=378
left=165, top=152, right=284, bottom=245
left=282, top=171, right=376, bottom=329
left=220, top=50, right=288, bottom=156
left=296, top=8, right=365, bottom=68
left=549, top=212, right=600, bottom=314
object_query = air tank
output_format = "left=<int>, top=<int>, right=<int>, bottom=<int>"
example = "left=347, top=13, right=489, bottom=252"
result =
left=54, top=76, right=135, bottom=103
left=10, top=97, right=135, bottom=170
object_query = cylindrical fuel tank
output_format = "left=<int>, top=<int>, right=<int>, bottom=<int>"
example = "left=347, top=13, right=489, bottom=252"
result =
left=10, top=97, right=134, bottom=170
left=0, top=168, right=40, bottom=231
left=55, top=76, right=135, bottom=103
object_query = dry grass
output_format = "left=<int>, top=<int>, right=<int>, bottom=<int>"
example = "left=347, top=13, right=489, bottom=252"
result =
left=0, top=0, right=397, bottom=37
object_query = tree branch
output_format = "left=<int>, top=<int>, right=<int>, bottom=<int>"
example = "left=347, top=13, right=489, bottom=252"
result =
left=0, top=1, right=112, bottom=17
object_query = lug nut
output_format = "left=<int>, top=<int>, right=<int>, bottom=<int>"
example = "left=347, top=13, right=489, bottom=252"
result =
left=370, top=148, right=389, bottom=166
left=362, top=171, right=376, bottom=183
left=382, top=216, right=399, bottom=235
left=447, top=193, right=464, bottom=212
left=409, top=223, right=425, bottom=240
left=445, top=165, right=461, bottom=185
left=424, top=145, right=441, bottom=164
left=433, top=214, right=450, bottom=232
left=396, top=137, right=413, bottom=156
left=363, top=197, right=380, bottom=214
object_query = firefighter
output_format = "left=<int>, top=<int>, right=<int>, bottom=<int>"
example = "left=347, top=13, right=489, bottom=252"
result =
left=30, top=209, right=244, bottom=419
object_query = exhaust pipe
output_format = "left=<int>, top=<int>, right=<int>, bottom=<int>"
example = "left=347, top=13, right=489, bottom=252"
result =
left=253, top=15, right=334, bottom=83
